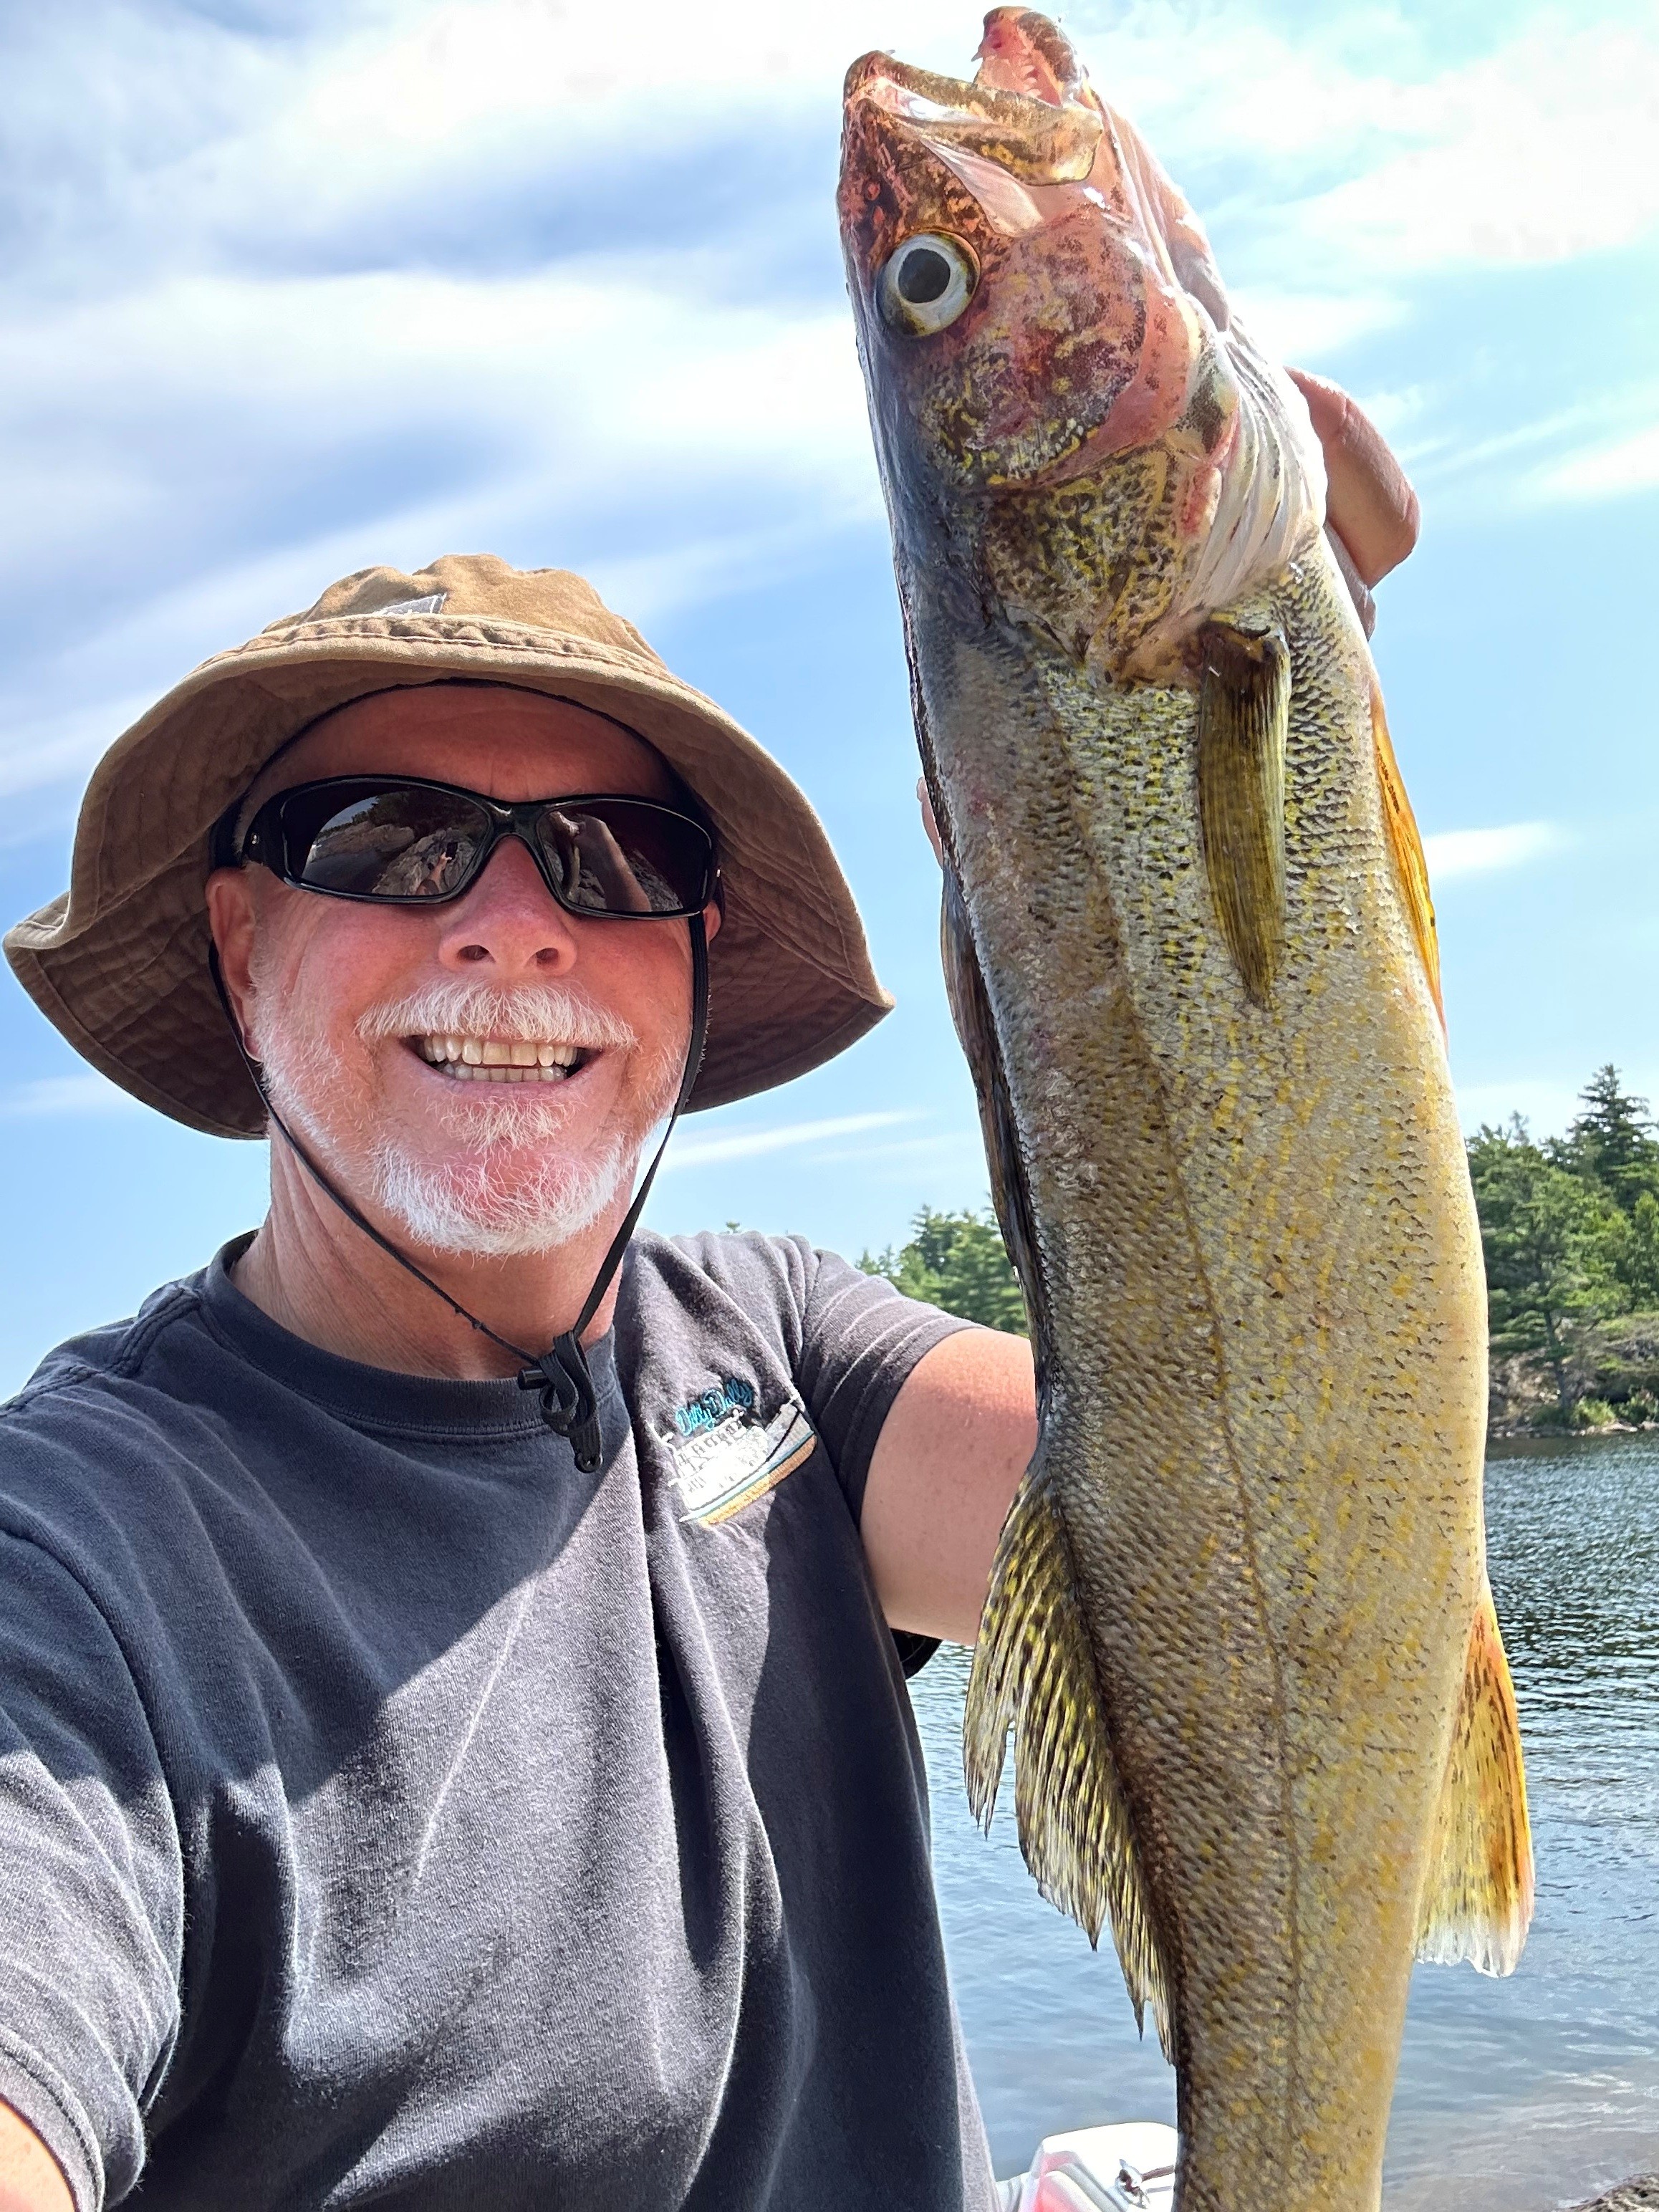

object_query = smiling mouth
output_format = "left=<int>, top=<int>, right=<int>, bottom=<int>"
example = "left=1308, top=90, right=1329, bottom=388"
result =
left=407, top=1034, right=594, bottom=1085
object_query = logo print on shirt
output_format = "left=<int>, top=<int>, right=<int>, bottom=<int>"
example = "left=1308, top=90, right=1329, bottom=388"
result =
left=662, top=1377, right=817, bottom=1526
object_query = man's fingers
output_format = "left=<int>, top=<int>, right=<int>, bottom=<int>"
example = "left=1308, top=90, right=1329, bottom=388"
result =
left=1287, top=366, right=1420, bottom=589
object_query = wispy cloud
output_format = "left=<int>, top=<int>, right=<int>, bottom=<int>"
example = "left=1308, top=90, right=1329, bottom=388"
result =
left=1424, top=822, right=1561, bottom=883
left=0, top=1074, right=143, bottom=1120
left=1533, top=418, right=1659, bottom=504
left=663, top=1110, right=918, bottom=1173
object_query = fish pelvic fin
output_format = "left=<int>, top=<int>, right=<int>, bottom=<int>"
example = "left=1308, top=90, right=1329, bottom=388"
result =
left=1415, top=1579, right=1535, bottom=1977
left=1196, top=619, right=1289, bottom=1006
left=1371, top=682, right=1445, bottom=1034
left=965, top=1467, right=1171, bottom=2052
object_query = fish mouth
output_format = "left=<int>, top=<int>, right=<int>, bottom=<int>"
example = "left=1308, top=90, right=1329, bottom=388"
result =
left=843, top=10, right=1102, bottom=188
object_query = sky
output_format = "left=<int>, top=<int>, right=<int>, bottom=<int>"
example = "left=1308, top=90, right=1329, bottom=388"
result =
left=1, top=0, right=1656, bottom=1389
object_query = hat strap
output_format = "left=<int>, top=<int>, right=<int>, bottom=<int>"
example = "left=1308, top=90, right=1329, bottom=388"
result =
left=207, top=914, right=709, bottom=1475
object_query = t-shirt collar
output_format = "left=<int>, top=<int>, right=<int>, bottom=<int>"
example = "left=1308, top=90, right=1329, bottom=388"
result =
left=198, top=1235, right=625, bottom=1448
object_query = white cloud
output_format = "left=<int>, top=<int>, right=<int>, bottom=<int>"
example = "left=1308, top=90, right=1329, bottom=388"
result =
left=1289, top=24, right=1659, bottom=276
left=3, top=0, right=1655, bottom=827
left=0, top=1074, right=143, bottom=1120
left=1424, top=822, right=1560, bottom=883
left=1533, top=418, right=1659, bottom=503
left=663, top=1110, right=917, bottom=1172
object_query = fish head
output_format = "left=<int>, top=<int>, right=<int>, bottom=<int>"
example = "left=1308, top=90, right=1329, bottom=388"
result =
left=838, top=9, right=1324, bottom=671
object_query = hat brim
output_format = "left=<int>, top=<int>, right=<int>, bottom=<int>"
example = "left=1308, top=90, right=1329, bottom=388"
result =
left=4, top=610, right=893, bottom=1136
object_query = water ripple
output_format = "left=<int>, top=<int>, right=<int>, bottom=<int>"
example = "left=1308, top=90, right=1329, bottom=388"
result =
left=914, top=1434, right=1659, bottom=2205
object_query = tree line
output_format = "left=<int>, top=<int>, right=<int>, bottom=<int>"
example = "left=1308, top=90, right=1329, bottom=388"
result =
left=862, top=1065, right=1659, bottom=1435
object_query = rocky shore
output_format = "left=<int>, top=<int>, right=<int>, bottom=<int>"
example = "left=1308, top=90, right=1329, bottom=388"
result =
left=1488, top=1312, right=1659, bottom=1440
left=1567, top=2181, right=1659, bottom=2211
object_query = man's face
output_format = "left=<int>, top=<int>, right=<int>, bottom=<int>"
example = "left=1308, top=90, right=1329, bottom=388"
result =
left=208, top=683, right=715, bottom=1259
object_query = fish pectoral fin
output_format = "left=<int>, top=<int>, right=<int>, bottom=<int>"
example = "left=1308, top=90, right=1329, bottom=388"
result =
left=1196, top=619, right=1289, bottom=1005
left=1415, top=1580, right=1535, bottom=1977
left=965, top=1465, right=1170, bottom=2052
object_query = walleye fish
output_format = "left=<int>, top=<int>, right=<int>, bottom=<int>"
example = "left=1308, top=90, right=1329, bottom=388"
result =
left=838, top=14, right=1532, bottom=2208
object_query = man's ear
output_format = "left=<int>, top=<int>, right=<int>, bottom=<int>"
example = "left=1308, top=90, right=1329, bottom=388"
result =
left=701, top=895, right=723, bottom=946
left=205, top=867, right=262, bottom=1057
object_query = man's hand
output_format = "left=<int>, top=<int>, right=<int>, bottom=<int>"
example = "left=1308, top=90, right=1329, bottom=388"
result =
left=1288, top=368, right=1418, bottom=639
left=0, top=2102, right=72, bottom=2212
left=1287, top=367, right=1418, bottom=590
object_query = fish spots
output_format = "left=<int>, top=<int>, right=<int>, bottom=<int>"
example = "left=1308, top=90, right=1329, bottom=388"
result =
left=981, top=444, right=1206, bottom=675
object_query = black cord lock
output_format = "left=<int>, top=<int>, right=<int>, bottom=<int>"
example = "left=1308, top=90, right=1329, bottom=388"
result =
left=519, top=1336, right=604, bottom=1473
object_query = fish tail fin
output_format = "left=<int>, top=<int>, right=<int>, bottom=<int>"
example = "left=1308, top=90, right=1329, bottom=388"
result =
left=965, top=1466, right=1170, bottom=2051
left=1415, top=1579, right=1534, bottom=1976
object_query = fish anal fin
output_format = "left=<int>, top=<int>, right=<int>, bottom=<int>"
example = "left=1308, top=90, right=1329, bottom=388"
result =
left=1415, top=1581, right=1534, bottom=1977
left=1371, top=684, right=1446, bottom=1033
left=1196, top=620, right=1289, bottom=1005
left=966, top=1467, right=1170, bottom=2051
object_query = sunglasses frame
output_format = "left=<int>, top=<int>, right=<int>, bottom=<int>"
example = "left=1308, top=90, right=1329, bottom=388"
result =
left=231, top=774, right=721, bottom=922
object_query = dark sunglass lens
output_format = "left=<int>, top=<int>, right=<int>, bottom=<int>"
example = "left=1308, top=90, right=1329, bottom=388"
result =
left=288, top=786, right=492, bottom=900
left=534, top=803, right=711, bottom=917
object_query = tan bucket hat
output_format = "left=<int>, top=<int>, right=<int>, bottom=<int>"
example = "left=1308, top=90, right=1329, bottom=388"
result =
left=4, top=553, right=893, bottom=1136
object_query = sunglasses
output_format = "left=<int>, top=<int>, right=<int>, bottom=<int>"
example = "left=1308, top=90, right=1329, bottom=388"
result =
left=230, top=775, right=719, bottom=921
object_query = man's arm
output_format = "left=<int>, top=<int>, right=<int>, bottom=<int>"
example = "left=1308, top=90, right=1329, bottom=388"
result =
left=861, top=1327, right=1036, bottom=1646
left=0, top=2103, right=72, bottom=2212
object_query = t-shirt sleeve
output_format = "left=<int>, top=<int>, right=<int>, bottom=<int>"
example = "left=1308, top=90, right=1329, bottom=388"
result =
left=0, top=1530, right=182, bottom=2212
left=792, top=1248, right=973, bottom=1523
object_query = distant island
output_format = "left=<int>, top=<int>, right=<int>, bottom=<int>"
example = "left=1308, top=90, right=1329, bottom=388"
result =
left=860, top=1064, right=1659, bottom=1442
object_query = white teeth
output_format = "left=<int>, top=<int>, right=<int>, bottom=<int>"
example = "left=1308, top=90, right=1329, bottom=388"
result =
left=407, top=1034, right=585, bottom=1083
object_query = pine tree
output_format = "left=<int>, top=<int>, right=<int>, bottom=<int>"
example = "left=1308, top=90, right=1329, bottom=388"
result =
left=1563, top=1065, right=1659, bottom=1210
left=860, top=1206, right=1029, bottom=1335
left=1466, top=1117, right=1620, bottom=1419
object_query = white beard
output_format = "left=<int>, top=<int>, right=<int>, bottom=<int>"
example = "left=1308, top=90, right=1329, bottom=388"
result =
left=251, top=971, right=678, bottom=1261
left=364, top=1126, right=634, bottom=1259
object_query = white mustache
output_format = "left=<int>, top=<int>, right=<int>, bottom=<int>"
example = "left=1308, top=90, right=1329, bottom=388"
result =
left=356, top=981, right=639, bottom=1051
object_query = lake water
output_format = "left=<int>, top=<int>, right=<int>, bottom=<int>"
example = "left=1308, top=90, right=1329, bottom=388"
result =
left=911, top=1433, right=1659, bottom=2208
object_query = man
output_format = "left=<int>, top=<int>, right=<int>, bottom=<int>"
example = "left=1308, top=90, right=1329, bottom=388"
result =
left=0, top=385, right=1414, bottom=2211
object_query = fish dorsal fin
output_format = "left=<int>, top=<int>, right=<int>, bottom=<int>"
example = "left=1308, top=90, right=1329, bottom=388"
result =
left=1371, top=684, right=1445, bottom=1032
left=1196, top=620, right=1290, bottom=1005
left=1415, top=1581, right=1534, bottom=1977
left=966, top=1466, right=1171, bottom=2052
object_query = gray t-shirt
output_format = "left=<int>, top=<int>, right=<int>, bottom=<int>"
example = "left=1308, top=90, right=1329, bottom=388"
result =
left=0, top=1229, right=998, bottom=2211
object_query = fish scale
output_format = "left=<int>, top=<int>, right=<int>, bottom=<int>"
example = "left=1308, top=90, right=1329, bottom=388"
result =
left=840, top=14, right=1531, bottom=2208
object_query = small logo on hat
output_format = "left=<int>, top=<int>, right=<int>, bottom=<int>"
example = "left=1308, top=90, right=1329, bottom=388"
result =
left=374, top=592, right=448, bottom=617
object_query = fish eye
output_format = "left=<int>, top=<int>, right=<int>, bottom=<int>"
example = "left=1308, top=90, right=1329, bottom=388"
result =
left=877, top=234, right=978, bottom=337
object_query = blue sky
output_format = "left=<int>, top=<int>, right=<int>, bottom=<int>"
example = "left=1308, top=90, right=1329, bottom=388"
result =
left=2, top=0, right=1657, bottom=1389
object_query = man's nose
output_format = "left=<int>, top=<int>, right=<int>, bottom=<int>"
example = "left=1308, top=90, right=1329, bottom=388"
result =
left=436, top=835, right=577, bottom=974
